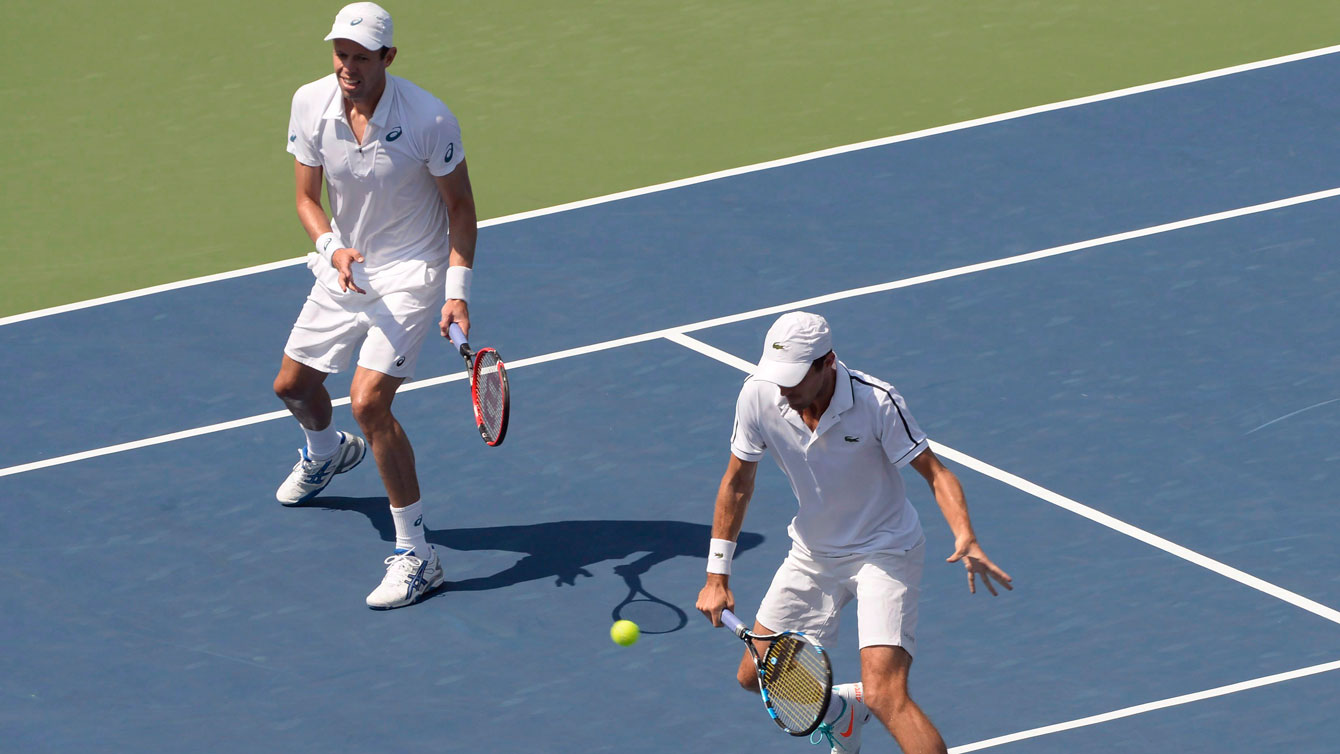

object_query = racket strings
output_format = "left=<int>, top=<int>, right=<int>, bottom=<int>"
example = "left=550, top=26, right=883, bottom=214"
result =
left=762, top=636, right=830, bottom=730
left=473, top=351, right=507, bottom=437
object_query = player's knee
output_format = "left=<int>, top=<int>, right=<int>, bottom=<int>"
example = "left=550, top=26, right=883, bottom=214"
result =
left=273, top=372, right=303, bottom=401
left=349, top=393, right=391, bottom=430
left=736, top=667, right=759, bottom=692
left=861, top=677, right=911, bottom=716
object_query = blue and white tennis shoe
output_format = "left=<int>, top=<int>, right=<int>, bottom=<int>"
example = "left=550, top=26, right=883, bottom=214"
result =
left=366, top=548, right=444, bottom=609
left=275, top=431, right=367, bottom=505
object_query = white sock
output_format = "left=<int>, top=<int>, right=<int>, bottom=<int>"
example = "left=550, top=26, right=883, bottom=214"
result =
left=303, top=424, right=341, bottom=458
left=390, top=500, right=430, bottom=557
left=826, top=682, right=865, bottom=724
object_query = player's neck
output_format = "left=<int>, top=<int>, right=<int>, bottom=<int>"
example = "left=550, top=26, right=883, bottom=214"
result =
left=343, top=82, right=386, bottom=122
left=798, top=374, right=836, bottom=429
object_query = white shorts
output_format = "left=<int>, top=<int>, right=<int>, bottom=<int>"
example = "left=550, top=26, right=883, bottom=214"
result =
left=283, top=260, right=443, bottom=380
left=756, top=538, right=925, bottom=653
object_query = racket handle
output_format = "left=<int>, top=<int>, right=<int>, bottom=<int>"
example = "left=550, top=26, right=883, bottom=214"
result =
left=720, top=609, right=746, bottom=637
left=448, top=323, right=469, bottom=355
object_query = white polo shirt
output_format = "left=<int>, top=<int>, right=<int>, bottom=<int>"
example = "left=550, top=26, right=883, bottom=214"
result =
left=287, top=73, right=465, bottom=292
left=730, top=360, right=930, bottom=557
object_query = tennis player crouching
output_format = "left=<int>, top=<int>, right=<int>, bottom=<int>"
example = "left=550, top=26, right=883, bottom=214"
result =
left=696, top=312, right=1012, bottom=754
left=270, top=3, right=479, bottom=609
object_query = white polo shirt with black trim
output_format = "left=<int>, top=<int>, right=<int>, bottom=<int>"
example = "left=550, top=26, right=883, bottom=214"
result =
left=730, top=360, right=930, bottom=557
left=287, top=73, right=464, bottom=291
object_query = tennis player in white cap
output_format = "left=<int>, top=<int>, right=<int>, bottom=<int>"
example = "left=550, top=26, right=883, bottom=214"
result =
left=696, top=311, right=1012, bottom=754
left=271, top=2, right=479, bottom=609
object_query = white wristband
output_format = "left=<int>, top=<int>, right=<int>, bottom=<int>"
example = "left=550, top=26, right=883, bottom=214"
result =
left=706, top=538, right=737, bottom=575
left=315, top=232, right=343, bottom=264
left=445, top=265, right=472, bottom=302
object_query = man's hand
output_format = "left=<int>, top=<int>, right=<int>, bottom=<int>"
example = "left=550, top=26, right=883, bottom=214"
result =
left=331, top=247, right=366, bottom=294
left=440, top=299, right=470, bottom=340
left=947, top=536, right=1013, bottom=596
left=695, top=574, right=735, bottom=627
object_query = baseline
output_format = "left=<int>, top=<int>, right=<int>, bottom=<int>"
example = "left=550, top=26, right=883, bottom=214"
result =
left=4, top=45, right=1338, bottom=327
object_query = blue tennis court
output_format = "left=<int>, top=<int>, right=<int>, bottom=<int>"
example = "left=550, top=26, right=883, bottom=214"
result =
left=2, top=50, right=1338, bottom=753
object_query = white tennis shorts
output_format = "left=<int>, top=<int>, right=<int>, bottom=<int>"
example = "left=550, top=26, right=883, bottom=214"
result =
left=284, top=256, right=444, bottom=379
left=756, top=538, right=925, bottom=653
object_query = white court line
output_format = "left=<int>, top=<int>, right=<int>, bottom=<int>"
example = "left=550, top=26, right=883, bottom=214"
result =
left=4, top=186, right=1340, bottom=480
left=664, top=334, right=1340, bottom=627
left=948, top=658, right=1340, bottom=752
left=4, top=43, right=1340, bottom=328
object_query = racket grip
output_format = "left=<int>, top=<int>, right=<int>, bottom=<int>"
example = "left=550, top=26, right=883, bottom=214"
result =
left=448, top=323, right=468, bottom=352
left=720, top=609, right=746, bottom=637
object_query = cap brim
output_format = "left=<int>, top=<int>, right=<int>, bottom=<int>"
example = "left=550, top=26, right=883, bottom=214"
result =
left=754, top=359, right=812, bottom=388
left=324, top=30, right=383, bottom=51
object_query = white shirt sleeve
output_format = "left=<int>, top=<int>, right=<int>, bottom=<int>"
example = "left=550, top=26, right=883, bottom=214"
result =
left=729, top=381, right=768, bottom=462
left=286, top=89, right=321, bottom=167
left=877, top=389, right=929, bottom=468
left=423, top=107, right=465, bottom=177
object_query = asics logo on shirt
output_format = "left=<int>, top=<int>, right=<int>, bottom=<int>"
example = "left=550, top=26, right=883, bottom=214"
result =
left=386, top=127, right=402, bottom=141
left=289, top=133, right=297, bottom=142
left=395, top=355, right=406, bottom=367
left=444, top=143, right=455, bottom=162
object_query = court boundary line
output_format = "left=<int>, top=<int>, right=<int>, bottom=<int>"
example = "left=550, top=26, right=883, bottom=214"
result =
left=4, top=185, right=1339, bottom=480
left=665, top=334, right=1340, bottom=627
left=948, top=658, right=1340, bottom=752
left=4, top=43, right=1340, bottom=328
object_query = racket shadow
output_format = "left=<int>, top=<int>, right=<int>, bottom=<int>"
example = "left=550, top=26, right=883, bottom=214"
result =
left=311, top=496, right=765, bottom=627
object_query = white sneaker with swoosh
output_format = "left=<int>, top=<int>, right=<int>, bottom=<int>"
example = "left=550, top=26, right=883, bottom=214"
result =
left=810, top=693, right=871, bottom=753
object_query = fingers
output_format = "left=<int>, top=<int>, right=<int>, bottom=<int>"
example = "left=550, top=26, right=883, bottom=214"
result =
left=962, top=556, right=1014, bottom=596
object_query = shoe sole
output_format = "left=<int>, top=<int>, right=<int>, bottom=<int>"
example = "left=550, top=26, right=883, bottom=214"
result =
left=279, top=437, right=368, bottom=506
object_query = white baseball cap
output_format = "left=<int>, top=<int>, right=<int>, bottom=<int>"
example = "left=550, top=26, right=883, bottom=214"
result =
left=754, top=312, right=833, bottom=387
left=324, top=2, right=394, bottom=51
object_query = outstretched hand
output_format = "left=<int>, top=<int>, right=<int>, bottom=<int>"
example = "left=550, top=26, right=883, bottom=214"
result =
left=947, top=537, right=1013, bottom=596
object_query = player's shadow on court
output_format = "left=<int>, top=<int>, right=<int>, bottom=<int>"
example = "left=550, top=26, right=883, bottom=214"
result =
left=313, top=496, right=765, bottom=631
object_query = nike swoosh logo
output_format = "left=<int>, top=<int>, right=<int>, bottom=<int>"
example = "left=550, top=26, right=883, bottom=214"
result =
left=840, top=705, right=855, bottom=737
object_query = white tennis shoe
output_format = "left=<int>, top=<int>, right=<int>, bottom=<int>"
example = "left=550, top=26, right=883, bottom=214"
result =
left=811, top=693, right=871, bottom=753
left=275, top=431, right=367, bottom=505
left=366, top=548, right=444, bottom=610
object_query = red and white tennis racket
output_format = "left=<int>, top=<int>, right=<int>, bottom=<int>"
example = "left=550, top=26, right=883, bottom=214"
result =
left=447, top=323, right=510, bottom=447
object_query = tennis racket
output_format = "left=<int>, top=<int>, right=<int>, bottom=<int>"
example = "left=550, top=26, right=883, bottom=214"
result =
left=447, top=323, right=510, bottom=446
left=720, top=609, right=832, bottom=736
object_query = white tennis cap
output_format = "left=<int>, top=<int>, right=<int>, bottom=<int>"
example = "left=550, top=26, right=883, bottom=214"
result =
left=754, top=312, right=832, bottom=387
left=324, top=2, right=393, bottom=51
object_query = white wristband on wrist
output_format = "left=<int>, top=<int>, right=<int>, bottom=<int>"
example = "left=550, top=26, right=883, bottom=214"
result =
left=315, top=231, right=343, bottom=264
left=706, top=538, right=736, bottom=575
left=445, top=265, right=472, bottom=302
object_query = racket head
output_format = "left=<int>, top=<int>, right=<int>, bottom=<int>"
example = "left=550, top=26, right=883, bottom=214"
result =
left=470, top=348, right=510, bottom=446
left=759, top=632, right=833, bottom=736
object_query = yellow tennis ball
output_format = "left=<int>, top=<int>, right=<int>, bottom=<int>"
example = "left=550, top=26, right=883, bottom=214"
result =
left=610, top=619, right=640, bottom=646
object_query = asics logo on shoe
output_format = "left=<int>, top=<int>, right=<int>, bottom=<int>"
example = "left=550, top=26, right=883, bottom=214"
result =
left=301, top=459, right=334, bottom=484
